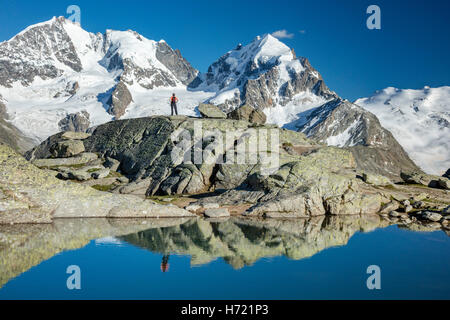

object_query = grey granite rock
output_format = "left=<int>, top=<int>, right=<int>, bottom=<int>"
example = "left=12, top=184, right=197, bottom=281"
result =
left=58, top=111, right=90, bottom=133
left=198, top=104, right=227, bottom=119
left=107, top=81, right=133, bottom=119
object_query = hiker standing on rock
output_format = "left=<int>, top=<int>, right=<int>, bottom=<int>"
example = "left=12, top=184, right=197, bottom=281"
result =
left=169, top=93, right=178, bottom=115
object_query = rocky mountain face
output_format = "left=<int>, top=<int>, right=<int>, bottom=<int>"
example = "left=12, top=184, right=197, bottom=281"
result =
left=189, top=34, right=336, bottom=112
left=107, top=82, right=133, bottom=119
left=0, top=16, right=197, bottom=90
left=100, top=30, right=197, bottom=90
left=296, top=98, right=421, bottom=179
left=155, top=41, right=198, bottom=85
left=0, top=17, right=82, bottom=88
left=58, top=111, right=90, bottom=132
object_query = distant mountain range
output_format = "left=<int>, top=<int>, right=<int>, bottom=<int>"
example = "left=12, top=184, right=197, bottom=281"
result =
left=0, top=17, right=447, bottom=175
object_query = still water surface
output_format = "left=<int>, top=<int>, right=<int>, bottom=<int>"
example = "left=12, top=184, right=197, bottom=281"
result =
left=0, top=216, right=449, bottom=299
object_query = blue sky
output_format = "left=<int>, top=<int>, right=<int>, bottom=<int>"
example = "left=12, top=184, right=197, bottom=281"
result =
left=1, top=0, right=449, bottom=101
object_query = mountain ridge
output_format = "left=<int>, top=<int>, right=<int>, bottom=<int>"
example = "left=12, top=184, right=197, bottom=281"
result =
left=0, top=17, right=447, bottom=175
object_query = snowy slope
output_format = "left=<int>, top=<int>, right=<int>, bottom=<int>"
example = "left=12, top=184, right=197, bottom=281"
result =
left=355, top=86, right=450, bottom=175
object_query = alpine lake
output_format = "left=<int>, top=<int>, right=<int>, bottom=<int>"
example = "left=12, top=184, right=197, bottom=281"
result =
left=0, top=215, right=449, bottom=300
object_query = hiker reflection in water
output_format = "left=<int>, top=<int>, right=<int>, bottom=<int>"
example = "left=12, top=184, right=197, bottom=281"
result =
left=160, top=255, right=170, bottom=273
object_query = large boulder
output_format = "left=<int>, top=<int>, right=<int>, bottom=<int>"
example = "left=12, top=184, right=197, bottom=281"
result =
left=443, top=168, right=450, bottom=179
left=362, top=172, right=393, bottom=186
left=400, top=171, right=445, bottom=188
left=438, top=178, right=450, bottom=190
left=50, top=139, right=85, bottom=158
left=242, top=148, right=385, bottom=217
left=227, top=105, right=267, bottom=124
left=32, top=152, right=98, bottom=167
left=198, top=104, right=227, bottom=119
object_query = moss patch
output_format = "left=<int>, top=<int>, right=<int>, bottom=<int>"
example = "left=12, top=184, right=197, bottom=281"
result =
left=91, top=184, right=115, bottom=192
left=107, top=171, right=122, bottom=178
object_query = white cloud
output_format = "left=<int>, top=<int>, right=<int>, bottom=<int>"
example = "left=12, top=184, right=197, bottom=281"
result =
left=299, top=30, right=306, bottom=34
left=271, top=29, right=294, bottom=39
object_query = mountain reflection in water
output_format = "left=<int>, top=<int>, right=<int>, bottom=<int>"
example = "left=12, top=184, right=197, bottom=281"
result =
left=119, top=215, right=388, bottom=269
left=0, top=214, right=446, bottom=290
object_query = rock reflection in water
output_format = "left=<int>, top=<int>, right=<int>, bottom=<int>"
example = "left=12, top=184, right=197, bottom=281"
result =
left=0, top=218, right=192, bottom=288
left=0, top=215, right=392, bottom=288
left=119, top=214, right=389, bottom=269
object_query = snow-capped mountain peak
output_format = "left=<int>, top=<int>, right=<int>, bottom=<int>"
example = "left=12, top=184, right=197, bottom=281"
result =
left=190, top=33, right=336, bottom=113
left=0, top=17, right=202, bottom=142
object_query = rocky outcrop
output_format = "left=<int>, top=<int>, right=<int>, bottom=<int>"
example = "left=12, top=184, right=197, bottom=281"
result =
left=50, top=139, right=85, bottom=157
left=194, top=147, right=387, bottom=218
left=227, top=105, right=267, bottom=124
left=27, top=116, right=447, bottom=219
left=0, top=143, right=193, bottom=224
left=107, top=81, right=133, bottom=119
left=401, top=171, right=450, bottom=190
left=362, top=172, right=393, bottom=186
left=198, top=104, right=227, bottom=119
left=31, top=152, right=98, bottom=167
left=155, top=41, right=198, bottom=85
left=297, top=99, right=421, bottom=180
left=28, top=116, right=319, bottom=197
left=58, top=111, right=90, bottom=132
left=54, top=81, right=80, bottom=98
left=444, top=169, right=450, bottom=179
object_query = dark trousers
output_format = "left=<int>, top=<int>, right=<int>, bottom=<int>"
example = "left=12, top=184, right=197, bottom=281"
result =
left=171, top=102, right=178, bottom=115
